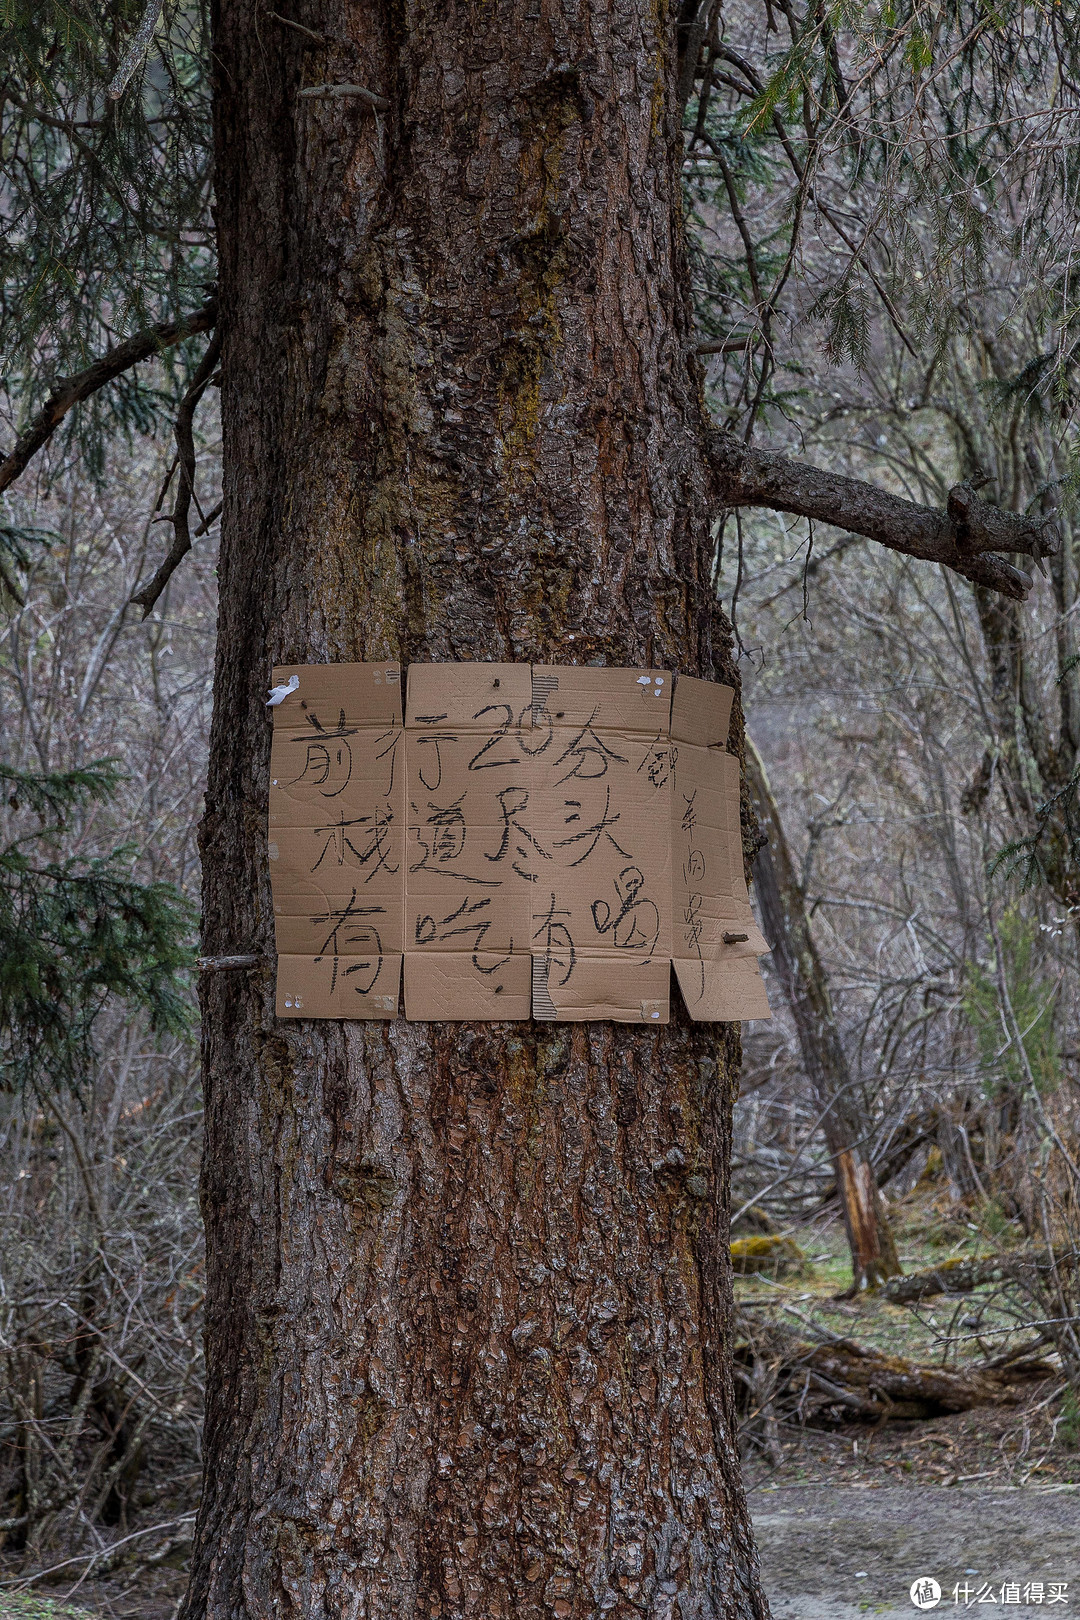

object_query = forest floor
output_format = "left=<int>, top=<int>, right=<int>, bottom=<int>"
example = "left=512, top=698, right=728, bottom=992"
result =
left=5, top=1396, right=1075, bottom=1620
left=3, top=1458, right=1077, bottom=1620
left=751, top=1480, right=1079, bottom=1617
left=3, top=1199, right=1077, bottom=1619
left=739, top=1190, right=1080, bottom=1614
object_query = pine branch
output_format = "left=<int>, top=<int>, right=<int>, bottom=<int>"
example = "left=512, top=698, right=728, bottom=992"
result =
left=0, top=298, right=218, bottom=498
left=0, top=761, right=123, bottom=824
left=706, top=429, right=1055, bottom=600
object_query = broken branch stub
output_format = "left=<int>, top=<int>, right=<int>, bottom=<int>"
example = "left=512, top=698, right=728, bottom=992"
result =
left=946, top=481, right=1054, bottom=562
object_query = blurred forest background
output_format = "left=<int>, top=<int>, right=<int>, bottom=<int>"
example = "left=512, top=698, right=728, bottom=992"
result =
left=2, top=0, right=1079, bottom=1611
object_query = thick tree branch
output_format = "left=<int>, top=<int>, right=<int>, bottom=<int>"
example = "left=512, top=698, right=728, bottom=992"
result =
left=0, top=298, right=218, bottom=498
left=707, top=429, right=1057, bottom=600
left=297, top=83, right=389, bottom=109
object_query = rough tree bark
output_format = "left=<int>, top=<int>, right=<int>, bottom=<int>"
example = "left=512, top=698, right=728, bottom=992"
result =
left=188, top=2, right=768, bottom=1616
left=971, top=584, right=1080, bottom=912
left=745, top=739, right=901, bottom=1290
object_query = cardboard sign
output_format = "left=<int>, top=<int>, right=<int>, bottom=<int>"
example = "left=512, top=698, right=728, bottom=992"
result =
left=269, top=663, right=770, bottom=1023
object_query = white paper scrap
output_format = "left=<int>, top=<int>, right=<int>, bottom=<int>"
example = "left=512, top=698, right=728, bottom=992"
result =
left=266, top=674, right=300, bottom=707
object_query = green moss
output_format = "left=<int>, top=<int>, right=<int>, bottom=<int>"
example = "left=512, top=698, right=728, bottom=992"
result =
left=0, top=1599, right=96, bottom=1619
left=730, top=1234, right=806, bottom=1275
left=495, top=81, right=584, bottom=458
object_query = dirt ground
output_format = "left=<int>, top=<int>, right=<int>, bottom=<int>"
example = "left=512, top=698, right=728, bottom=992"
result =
left=753, top=1482, right=1080, bottom=1618
left=2, top=1474, right=1077, bottom=1619
left=741, top=1376, right=1080, bottom=1613
left=5, top=1401, right=1077, bottom=1619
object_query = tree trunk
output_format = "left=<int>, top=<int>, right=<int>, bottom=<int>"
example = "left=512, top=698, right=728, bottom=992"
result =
left=972, top=586, right=1080, bottom=912
left=186, top=3, right=769, bottom=1617
left=745, top=738, right=900, bottom=1291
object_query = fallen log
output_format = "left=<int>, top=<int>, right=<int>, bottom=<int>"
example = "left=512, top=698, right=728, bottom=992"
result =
left=799, top=1339, right=1052, bottom=1420
left=734, top=1320, right=1055, bottom=1424
left=878, top=1256, right=1010, bottom=1304
left=878, top=1248, right=1079, bottom=1306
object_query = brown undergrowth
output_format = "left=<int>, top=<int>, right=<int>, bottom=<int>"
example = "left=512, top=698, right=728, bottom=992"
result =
left=742, top=1384, right=1080, bottom=1492
left=733, top=1189, right=1080, bottom=1489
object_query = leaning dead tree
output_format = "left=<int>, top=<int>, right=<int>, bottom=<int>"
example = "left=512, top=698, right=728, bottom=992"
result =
left=746, top=739, right=901, bottom=1289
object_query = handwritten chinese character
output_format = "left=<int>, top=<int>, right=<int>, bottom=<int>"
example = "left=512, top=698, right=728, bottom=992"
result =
left=414, top=895, right=512, bottom=968
left=410, top=795, right=498, bottom=886
left=309, top=894, right=387, bottom=994
left=484, top=785, right=552, bottom=880
left=285, top=708, right=360, bottom=798
left=553, top=784, right=631, bottom=866
left=533, top=893, right=576, bottom=986
left=412, top=731, right=457, bottom=792
left=310, top=804, right=399, bottom=879
left=552, top=713, right=628, bottom=784
left=310, top=893, right=384, bottom=958
left=637, top=736, right=671, bottom=788
left=591, top=866, right=661, bottom=953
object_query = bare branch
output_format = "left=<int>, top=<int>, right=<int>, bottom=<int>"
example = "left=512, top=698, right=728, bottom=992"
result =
left=194, top=499, right=223, bottom=538
left=130, top=329, right=223, bottom=618
left=267, top=10, right=329, bottom=45
left=0, top=299, right=218, bottom=498
left=697, top=335, right=757, bottom=355
left=707, top=429, right=1056, bottom=600
left=107, top=0, right=165, bottom=99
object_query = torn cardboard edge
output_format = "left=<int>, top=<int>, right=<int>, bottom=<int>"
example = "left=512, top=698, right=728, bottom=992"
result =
left=267, top=662, right=771, bottom=1024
